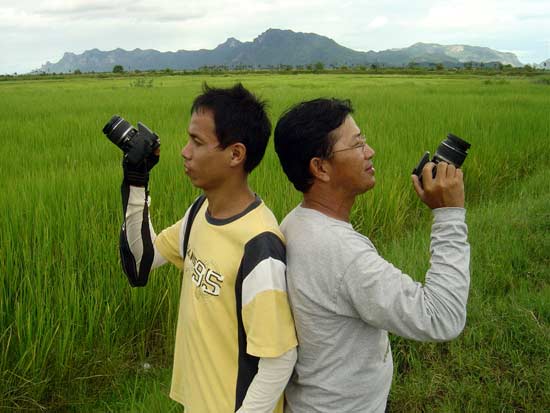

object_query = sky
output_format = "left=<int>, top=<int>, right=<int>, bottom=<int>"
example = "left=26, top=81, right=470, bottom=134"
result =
left=1, top=0, right=549, bottom=74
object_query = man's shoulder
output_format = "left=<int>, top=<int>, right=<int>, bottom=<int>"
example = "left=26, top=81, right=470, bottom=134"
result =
left=282, top=206, right=376, bottom=257
left=282, top=206, right=353, bottom=236
left=239, top=202, right=286, bottom=271
left=212, top=198, right=285, bottom=250
left=246, top=200, right=284, bottom=239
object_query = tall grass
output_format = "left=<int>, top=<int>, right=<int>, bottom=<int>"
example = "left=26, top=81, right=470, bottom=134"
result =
left=1, top=74, right=549, bottom=411
left=382, top=167, right=550, bottom=412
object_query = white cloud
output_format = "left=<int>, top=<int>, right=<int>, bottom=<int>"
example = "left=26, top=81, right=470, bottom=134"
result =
left=416, top=0, right=550, bottom=31
left=368, top=16, right=388, bottom=30
left=0, top=7, right=46, bottom=28
left=419, top=1, right=512, bottom=29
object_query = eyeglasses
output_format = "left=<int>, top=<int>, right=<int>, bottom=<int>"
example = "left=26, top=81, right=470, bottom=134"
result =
left=329, top=136, right=368, bottom=157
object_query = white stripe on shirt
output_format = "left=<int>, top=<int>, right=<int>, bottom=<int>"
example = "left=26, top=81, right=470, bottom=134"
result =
left=242, top=258, right=287, bottom=307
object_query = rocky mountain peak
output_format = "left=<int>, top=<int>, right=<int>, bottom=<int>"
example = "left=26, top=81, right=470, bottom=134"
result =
left=33, top=29, right=524, bottom=73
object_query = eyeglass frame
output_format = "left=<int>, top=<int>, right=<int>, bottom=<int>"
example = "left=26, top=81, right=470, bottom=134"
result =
left=327, top=135, right=369, bottom=158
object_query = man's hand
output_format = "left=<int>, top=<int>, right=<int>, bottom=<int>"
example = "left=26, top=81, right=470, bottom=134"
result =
left=411, top=161, right=464, bottom=209
left=123, top=145, right=160, bottom=187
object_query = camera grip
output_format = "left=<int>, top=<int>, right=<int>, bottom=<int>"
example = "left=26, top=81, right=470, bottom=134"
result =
left=412, top=152, right=430, bottom=178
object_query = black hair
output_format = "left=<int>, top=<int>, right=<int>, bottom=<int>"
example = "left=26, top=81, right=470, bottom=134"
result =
left=274, top=98, right=354, bottom=192
left=191, top=83, right=271, bottom=173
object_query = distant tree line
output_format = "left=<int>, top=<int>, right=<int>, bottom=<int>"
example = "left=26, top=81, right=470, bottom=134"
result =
left=101, top=61, right=544, bottom=74
left=3, top=61, right=548, bottom=81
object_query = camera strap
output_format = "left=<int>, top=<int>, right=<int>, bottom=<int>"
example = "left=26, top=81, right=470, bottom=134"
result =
left=183, top=194, right=207, bottom=259
left=119, top=181, right=154, bottom=287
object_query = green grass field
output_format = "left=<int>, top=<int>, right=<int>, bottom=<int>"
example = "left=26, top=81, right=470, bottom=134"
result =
left=1, top=73, right=549, bottom=412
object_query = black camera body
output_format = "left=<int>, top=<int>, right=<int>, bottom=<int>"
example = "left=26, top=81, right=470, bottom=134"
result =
left=413, top=133, right=471, bottom=182
left=102, top=115, right=160, bottom=165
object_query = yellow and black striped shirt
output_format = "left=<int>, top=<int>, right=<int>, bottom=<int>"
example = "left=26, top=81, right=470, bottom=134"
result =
left=155, top=196, right=297, bottom=413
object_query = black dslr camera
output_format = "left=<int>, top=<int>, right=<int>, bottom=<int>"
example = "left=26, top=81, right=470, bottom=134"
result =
left=102, top=115, right=160, bottom=164
left=412, top=133, right=471, bottom=184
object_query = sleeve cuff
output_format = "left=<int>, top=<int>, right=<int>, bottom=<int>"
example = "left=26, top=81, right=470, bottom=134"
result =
left=247, top=342, right=298, bottom=359
left=432, top=207, right=466, bottom=223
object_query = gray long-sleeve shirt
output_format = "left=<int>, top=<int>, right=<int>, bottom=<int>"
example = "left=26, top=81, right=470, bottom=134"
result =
left=280, top=206, right=470, bottom=413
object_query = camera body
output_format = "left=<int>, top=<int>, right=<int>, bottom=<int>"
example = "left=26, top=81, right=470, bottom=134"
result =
left=102, top=115, right=160, bottom=165
left=412, top=133, right=471, bottom=182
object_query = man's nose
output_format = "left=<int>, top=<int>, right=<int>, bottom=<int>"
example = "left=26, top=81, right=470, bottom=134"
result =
left=364, top=144, right=375, bottom=159
left=181, top=142, right=191, bottom=160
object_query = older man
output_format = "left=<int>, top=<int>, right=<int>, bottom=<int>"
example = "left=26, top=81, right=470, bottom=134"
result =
left=274, top=98, right=470, bottom=413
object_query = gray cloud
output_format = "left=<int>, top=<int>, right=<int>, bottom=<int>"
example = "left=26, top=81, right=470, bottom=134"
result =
left=37, top=4, right=115, bottom=17
left=34, top=1, right=204, bottom=22
left=152, top=12, right=205, bottom=22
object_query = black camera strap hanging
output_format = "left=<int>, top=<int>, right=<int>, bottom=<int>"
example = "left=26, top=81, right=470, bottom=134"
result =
left=183, top=195, right=207, bottom=258
left=119, top=181, right=155, bottom=287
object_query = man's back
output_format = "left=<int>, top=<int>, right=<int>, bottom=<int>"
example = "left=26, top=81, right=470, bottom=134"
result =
left=282, top=205, right=469, bottom=413
left=281, top=206, right=392, bottom=413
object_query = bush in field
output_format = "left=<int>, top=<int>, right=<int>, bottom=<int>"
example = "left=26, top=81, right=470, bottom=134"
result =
left=533, top=76, right=550, bottom=85
left=130, top=78, right=154, bottom=88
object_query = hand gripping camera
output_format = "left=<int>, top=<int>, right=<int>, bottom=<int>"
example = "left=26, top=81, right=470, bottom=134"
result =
left=412, top=133, right=471, bottom=183
left=102, top=115, right=160, bottom=165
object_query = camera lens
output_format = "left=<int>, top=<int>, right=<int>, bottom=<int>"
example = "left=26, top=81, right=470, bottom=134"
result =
left=434, top=134, right=471, bottom=167
left=103, top=115, right=135, bottom=148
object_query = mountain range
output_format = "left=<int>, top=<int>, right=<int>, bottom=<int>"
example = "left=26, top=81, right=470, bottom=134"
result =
left=36, top=28, right=523, bottom=73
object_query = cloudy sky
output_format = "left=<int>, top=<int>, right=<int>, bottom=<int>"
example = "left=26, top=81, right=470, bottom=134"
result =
left=1, top=0, right=549, bottom=74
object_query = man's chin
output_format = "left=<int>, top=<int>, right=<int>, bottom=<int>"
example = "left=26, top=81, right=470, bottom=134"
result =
left=362, top=178, right=376, bottom=193
left=186, top=175, right=201, bottom=188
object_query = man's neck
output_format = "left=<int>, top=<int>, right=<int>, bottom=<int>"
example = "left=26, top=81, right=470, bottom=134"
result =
left=302, top=186, right=355, bottom=222
left=204, top=180, right=256, bottom=220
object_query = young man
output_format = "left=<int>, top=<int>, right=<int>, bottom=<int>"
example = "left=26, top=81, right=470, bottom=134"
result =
left=119, top=84, right=297, bottom=412
left=274, top=98, right=470, bottom=413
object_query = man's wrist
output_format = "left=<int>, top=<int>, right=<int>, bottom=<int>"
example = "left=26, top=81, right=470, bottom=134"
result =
left=124, top=170, right=149, bottom=187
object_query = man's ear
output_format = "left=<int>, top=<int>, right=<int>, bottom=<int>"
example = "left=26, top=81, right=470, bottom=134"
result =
left=228, top=142, right=247, bottom=167
left=309, top=157, right=330, bottom=183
